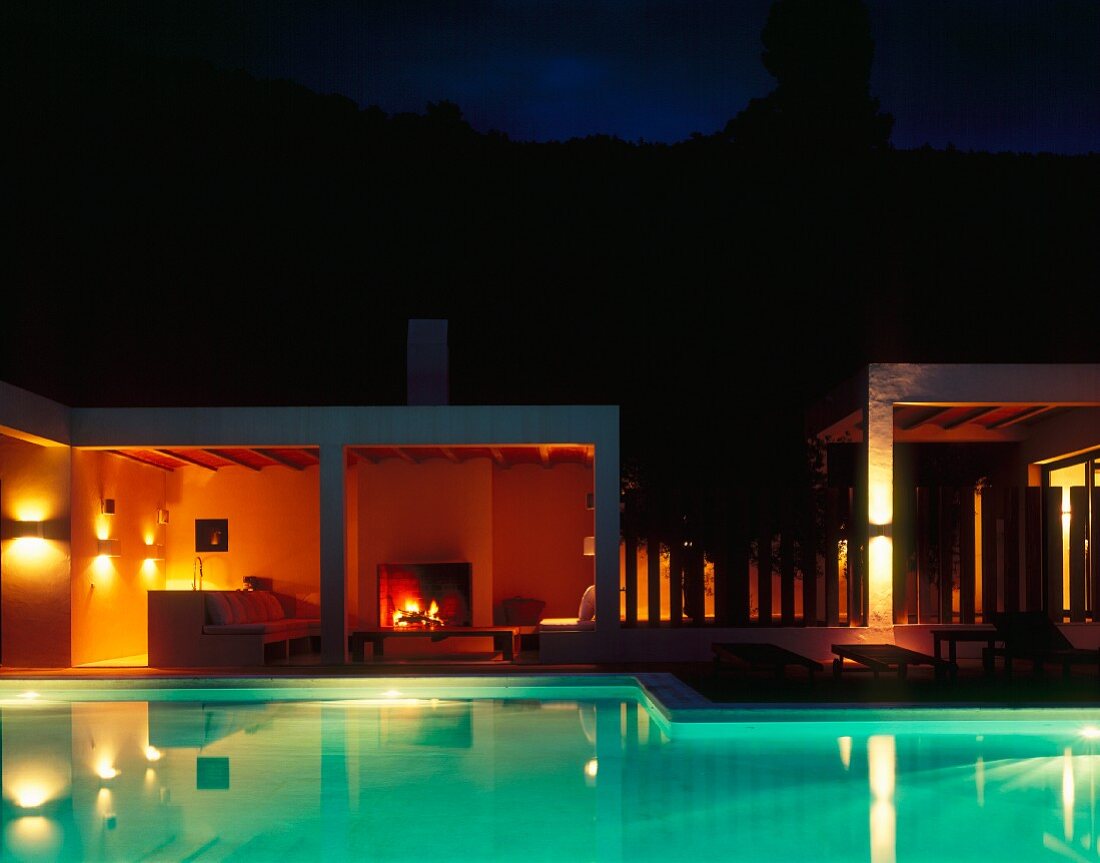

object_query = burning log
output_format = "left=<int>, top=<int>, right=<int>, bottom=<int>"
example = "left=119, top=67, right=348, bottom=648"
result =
left=394, top=609, right=444, bottom=627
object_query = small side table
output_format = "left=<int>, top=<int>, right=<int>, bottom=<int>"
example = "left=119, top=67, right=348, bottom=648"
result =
left=930, top=627, right=1000, bottom=670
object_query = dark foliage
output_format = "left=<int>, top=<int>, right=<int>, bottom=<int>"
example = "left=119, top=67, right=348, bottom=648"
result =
left=724, top=0, right=894, bottom=154
left=2, top=7, right=1098, bottom=537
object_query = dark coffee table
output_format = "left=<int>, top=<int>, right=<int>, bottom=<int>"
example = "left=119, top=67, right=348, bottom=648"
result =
left=350, top=626, right=520, bottom=661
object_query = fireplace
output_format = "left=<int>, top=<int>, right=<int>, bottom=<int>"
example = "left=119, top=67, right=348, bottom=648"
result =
left=378, top=562, right=472, bottom=628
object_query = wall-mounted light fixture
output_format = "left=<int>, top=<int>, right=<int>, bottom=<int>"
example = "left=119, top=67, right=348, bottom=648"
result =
left=583, top=535, right=595, bottom=556
left=585, top=492, right=594, bottom=510
left=97, top=539, right=121, bottom=557
left=144, top=544, right=165, bottom=561
left=101, top=499, right=116, bottom=516
left=16, top=520, right=44, bottom=539
left=157, top=508, right=170, bottom=525
left=869, top=523, right=891, bottom=539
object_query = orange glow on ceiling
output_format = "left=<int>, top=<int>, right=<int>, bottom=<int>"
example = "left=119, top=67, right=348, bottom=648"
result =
left=351, top=444, right=594, bottom=467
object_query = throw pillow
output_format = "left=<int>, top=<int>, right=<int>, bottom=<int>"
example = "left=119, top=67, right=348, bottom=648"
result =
left=578, top=585, right=596, bottom=622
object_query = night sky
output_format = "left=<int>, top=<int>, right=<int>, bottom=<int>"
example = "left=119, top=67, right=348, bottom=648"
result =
left=46, top=0, right=1100, bottom=153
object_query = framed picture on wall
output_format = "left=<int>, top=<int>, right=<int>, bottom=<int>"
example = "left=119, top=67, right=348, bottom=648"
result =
left=195, top=519, right=229, bottom=552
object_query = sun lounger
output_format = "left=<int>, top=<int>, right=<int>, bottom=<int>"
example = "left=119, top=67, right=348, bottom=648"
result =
left=712, top=642, right=824, bottom=680
left=984, top=611, right=1100, bottom=678
left=831, top=643, right=956, bottom=681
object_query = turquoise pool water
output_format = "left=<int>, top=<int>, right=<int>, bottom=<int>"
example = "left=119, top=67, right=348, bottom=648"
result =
left=3, top=677, right=1100, bottom=862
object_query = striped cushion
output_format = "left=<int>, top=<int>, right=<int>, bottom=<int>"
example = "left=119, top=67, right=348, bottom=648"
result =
left=223, top=591, right=248, bottom=624
left=205, top=592, right=234, bottom=625
left=239, top=591, right=270, bottom=622
left=259, top=591, right=285, bottom=620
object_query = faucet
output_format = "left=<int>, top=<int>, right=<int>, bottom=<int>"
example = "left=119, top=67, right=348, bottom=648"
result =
left=192, top=555, right=204, bottom=591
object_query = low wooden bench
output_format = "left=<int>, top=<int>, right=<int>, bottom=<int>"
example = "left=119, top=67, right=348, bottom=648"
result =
left=832, top=643, right=957, bottom=681
left=712, top=642, right=824, bottom=680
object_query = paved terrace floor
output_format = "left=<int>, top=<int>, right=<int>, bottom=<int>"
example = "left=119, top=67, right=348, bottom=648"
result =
left=3, top=656, right=1100, bottom=705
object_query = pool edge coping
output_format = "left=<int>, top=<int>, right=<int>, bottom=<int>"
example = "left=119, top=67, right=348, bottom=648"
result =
left=6, top=673, right=1100, bottom=736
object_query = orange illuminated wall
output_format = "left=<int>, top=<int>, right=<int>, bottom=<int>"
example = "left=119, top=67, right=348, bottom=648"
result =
left=71, top=450, right=166, bottom=665
left=0, top=434, right=72, bottom=667
left=355, top=458, right=493, bottom=627
left=492, top=463, right=593, bottom=619
left=165, top=463, right=319, bottom=609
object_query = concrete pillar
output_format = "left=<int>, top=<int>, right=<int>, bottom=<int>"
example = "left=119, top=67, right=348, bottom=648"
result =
left=594, top=432, right=621, bottom=655
left=320, top=443, right=347, bottom=664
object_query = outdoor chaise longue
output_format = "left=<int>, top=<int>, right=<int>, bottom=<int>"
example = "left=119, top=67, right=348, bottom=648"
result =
left=831, top=643, right=957, bottom=680
left=712, top=642, right=824, bottom=680
left=984, top=611, right=1100, bottom=678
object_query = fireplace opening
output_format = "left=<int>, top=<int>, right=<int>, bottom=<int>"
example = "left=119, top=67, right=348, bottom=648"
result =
left=378, top=563, right=472, bottom=628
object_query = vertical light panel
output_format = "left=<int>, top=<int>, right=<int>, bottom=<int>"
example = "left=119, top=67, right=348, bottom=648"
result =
left=866, top=396, right=894, bottom=631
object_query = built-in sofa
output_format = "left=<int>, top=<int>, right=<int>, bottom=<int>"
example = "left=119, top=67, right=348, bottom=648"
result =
left=148, top=589, right=320, bottom=667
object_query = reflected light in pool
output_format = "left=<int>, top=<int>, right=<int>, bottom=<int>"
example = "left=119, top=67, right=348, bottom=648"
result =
left=1063, top=747, right=1075, bottom=842
left=6, top=816, right=61, bottom=857
left=96, top=763, right=119, bottom=781
left=14, top=784, right=49, bottom=809
left=838, top=736, right=852, bottom=770
left=869, top=736, right=896, bottom=863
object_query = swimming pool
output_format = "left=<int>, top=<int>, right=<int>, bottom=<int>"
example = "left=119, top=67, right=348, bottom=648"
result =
left=2, top=675, right=1100, bottom=862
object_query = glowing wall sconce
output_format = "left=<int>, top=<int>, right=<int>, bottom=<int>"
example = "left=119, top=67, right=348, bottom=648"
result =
left=15, top=521, right=44, bottom=539
left=144, top=545, right=165, bottom=561
left=870, top=523, right=891, bottom=539
left=97, top=539, right=121, bottom=558
left=583, top=536, right=595, bottom=556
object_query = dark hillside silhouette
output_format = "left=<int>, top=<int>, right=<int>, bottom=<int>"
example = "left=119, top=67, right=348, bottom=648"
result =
left=2, top=2, right=1098, bottom=532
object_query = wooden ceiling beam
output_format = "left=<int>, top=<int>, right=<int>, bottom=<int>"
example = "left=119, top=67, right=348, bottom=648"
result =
left=205, top=449, right=261, bottom=471
left=896, top=406, right=954, bottom=431
left=939, top=406, right=1000, bottom=430
left=987, top=405, right=1055, bottom=429
left=158, top=449, right=217, bottom=471
left=109, top=450, right=174, bottom=471
left=255, top=448, right=306, bottom=470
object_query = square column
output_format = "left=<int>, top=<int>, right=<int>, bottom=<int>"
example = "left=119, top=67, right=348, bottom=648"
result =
left=594, top=435, right=621, bottom=644
left=320, top=443, right=347, bottom=664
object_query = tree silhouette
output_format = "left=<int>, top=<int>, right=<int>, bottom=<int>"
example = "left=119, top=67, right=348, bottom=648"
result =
left=724, top=0, right=893, bottom=154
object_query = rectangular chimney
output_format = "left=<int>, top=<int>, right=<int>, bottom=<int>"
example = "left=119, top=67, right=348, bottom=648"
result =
left=407, top=319, right=449, bottom=405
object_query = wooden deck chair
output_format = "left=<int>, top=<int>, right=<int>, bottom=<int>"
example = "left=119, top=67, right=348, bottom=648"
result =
left=712, top=642, right=824, bottom=680
left=984, top=611, right=1100, bottom=678
left=831, top=643, right=957, bottom=681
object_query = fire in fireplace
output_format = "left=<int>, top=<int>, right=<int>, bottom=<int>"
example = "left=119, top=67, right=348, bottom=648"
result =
left=378, top=562, right=472, bottom=628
